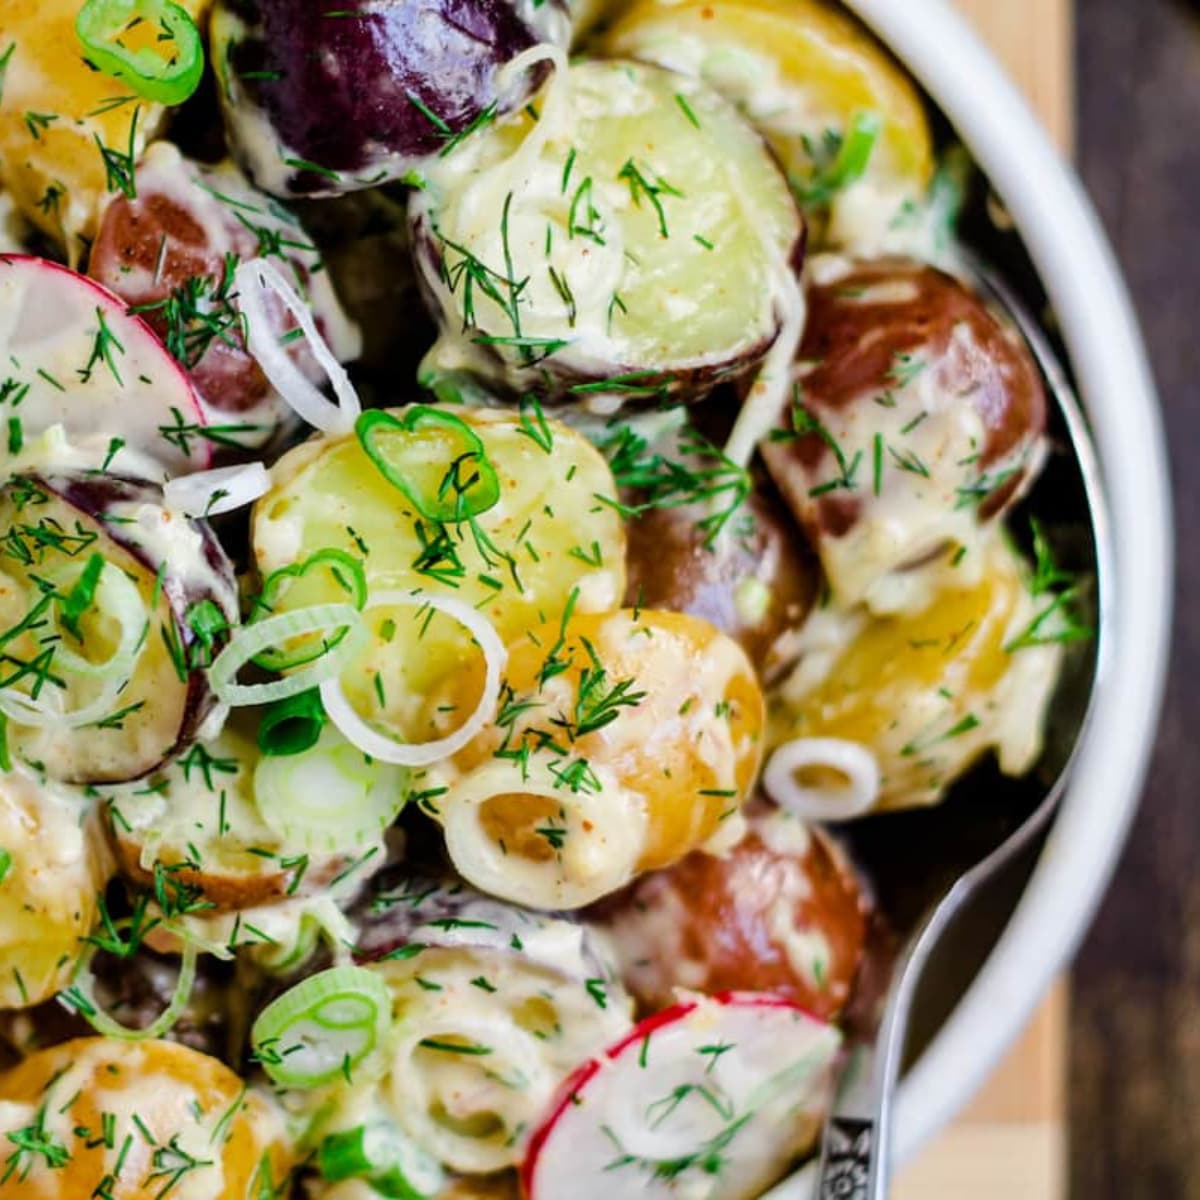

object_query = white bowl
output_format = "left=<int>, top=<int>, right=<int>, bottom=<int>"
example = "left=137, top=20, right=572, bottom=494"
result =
left=768, top=0, right=1173, bottom=1188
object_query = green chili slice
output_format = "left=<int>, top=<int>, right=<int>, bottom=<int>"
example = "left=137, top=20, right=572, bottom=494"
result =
left=252, top=548, right=367, bottom=672
left=356, top=407, right=501, bottom=522
left=75, top=0, right=205, bottom=106
left=257, top=688, right=326, bottom=757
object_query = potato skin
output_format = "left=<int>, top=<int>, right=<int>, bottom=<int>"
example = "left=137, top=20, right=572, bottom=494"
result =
left=624, top=478, right=817, bottom=673
left=89, top=144, right=359, bottom=437
left=0, top=774, right=112, bottom=1009
left=767, top=258, right=1046, bottom=538
left=212, top=0, right=568, bottom=196
left=0, top=1038, right=290, bottom=1198
left=594, top=808, right=868, bottom=1021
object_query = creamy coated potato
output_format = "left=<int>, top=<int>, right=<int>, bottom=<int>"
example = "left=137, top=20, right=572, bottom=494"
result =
left=0, top=1038, right=290, bottom=1197
left=0, top=0, right=210, bottom=257
left=598, top=0, right=933, bottom=247
left=763, top=257, right=1048, bottom=615
left=0, top=772, right=110, bottom=1009
left=436, top=607, right=765, bottom=907
left=597, top=807, right=869, bottom=1020
left=771, top=532, right=1064, bottom=810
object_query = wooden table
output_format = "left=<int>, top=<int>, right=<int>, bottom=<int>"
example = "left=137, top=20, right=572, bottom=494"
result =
left=895, top=2, right=1073, bottom=1195
left=1070, top=1, right=1197, bottom=1196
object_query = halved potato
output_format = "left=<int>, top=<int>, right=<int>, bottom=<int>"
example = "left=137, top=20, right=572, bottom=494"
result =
left=252, top=407, right=625, bottom=745
left=101, top=726, right=375, bottom=911
left=0, top=0, right=210, bottom=258
left=770, top=532, right=1065, bottom=810
left=0, top=1038, right=290, bottom=1198
left=0, top=771, right=111, bottom=1009
left=413, top=58, right=802, bottom=404
left=0, top=471, right=239, bottom=783
left=597, top=0, right=933, bottom=247
left=435, top=608, right=765, bottom=908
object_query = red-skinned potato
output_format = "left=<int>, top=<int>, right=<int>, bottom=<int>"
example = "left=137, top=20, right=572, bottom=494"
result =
left=617, top=422, right=817, bottom=670
left=0, top=471, right=238, bottom=783
left=762, top=257, right=1047, bottom=613
left=89, top=143, right=360, bottom=450
left=594, top=807, right=869, bottom=1021
left=210, top=0, right=569, bottom=197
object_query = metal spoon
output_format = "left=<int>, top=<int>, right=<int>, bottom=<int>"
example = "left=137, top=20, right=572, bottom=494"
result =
left=783, top=251, right=1113, bottom=1200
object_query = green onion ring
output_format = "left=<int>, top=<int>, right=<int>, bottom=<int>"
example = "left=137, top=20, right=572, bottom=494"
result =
left=251, top=965, right=392, bottom=1089
left=257, top=688, right=327, bottom=757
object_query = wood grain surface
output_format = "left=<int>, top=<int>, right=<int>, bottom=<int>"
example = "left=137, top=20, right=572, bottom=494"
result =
left=895, top=1, right=1074, bottom=1195
left=1071, top=0, right=1198, bottom=1196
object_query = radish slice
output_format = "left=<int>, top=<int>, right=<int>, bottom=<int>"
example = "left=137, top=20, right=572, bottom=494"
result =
left=0, top=255, right=210, bottom=474
left=522, top=993, right=841, bottom=1200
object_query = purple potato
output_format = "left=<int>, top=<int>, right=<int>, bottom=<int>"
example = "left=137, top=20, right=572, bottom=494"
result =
left=211, top=0, right=569, bottom=197
left=0, top=472, right=239, bottom=783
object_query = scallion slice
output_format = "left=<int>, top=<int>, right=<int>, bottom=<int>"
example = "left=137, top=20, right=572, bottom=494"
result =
left=355, top=407, right=501, bottom=522
left=257, top=688, right=327, bottom=757
left=209, top=603, right=367, bottom=707
left=319, top=1123, right=445, bottom=1199
left=253, top=724, right=408, bottom=851
left=251, top=965, right=392, bottom=1089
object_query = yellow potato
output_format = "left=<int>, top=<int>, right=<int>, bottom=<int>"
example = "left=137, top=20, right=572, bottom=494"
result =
left=0, top=772, right=111, bottom=1008
left=771, top=534, right=1065, bottom=810
left=253, top=408, right=625, bottom=746
left=0, top=1038, right=291, bottom=1198
left=598, top=0, right=933, bottom=239
left=0, top=0, right=209, bottom=257
left=438, top=608, right=765, bottom=907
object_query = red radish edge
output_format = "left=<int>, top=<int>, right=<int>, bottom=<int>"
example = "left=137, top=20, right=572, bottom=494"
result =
left=0, top=254, right=211, bottom=470
left=520, top=991, right=829, bottom=1197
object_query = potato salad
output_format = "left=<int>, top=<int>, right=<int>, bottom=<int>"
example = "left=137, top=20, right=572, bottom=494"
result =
left=0, top=0, right=1088, bottom=1196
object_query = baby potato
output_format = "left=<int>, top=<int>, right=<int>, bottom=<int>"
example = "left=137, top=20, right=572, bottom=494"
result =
left=598, top=0, right=933, bottom=246
left=0, top=0, right=209, bottom=258
left=771, top=532, right=1065, bottom=810
left=596, top=807, right=869, bottom=1021
left=0, top=1037, right=290, bottom=1198
left=762, top=258, right=1048, bottom=616
left=253, top=407, right=625, bottom=745
left=0, top=772, right=111, bottom=1009
left=437, top=608, right=765, bottom=909
left=412, top=58, right=802, bottom=404
left=100, top=727, right=365, bottom=912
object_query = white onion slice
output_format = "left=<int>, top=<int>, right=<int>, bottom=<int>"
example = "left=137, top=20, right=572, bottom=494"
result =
left=319, top=590, right=506, bottom=768
left=763, top=737, right=881, bottom=823
left=234, top=258, right=361, bottom=434
left=163, top=462, right=271, bottom=517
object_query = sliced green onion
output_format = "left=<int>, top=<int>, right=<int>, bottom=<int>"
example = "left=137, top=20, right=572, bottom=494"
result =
left=253, top=548, right=367, bottom=671
left=75, top=0, right=205, bottom=106
left=356, top=407, right=501, bottom=522
left=209, top=603, right=367, bottom=707
left=59, top=938, right=198, bottom=1041
left=319, top=1123, right=445, bottom=1199
left=53, top=560, right=149, bottom=682
left=251, top=965, right=392, bottom=1089
left=0, top=849, right=12, bottom=884
left=253, top=724, right=408, bottom=852
left=257, top=688, right=327, bottom=757
left=796, top=109, right=882, bottom=207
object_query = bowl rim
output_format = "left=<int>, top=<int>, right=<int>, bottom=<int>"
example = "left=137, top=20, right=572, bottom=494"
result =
left=825, top=0, right=1174, bottom=1168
